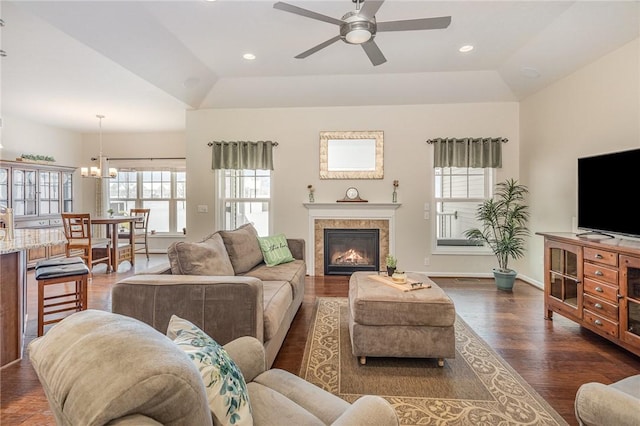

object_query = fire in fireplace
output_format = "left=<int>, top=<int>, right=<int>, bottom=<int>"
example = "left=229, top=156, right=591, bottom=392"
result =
left=324, top=228, right=380, bottom=275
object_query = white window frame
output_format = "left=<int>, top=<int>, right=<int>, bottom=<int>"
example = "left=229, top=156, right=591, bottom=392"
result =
left=217, top=169, right=272, bottom=236
left=433, top=166, right=495, bottom=255
left=108, top=169, right=186, bottom=235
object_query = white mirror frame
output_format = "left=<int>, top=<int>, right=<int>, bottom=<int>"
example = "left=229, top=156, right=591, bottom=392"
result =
left=319, top=130, right=384, bottom=179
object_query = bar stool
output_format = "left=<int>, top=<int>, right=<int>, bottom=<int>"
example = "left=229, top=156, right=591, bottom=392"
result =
left=35, top=256, right=91, bottom=336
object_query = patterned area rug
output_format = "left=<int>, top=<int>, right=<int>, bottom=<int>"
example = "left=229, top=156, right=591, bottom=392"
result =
left=300, top=297, right=568, bottom=425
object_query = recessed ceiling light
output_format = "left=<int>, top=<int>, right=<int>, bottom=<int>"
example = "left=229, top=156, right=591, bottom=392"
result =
left=459, top=45, right=474, bottom=53
left=243, top=53, right=256, bottom=61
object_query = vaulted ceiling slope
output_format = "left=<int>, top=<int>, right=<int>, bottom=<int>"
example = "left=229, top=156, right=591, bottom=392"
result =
left=1, top=1, right=638, bottom=132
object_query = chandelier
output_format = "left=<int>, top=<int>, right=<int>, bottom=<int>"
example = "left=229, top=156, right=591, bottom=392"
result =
left=81, top=114, right=117, bottom=179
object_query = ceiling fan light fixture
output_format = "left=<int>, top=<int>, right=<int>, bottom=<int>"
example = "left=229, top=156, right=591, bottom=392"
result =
left=346, top=28, right=372, bottom=44
left=340, top=17, right=376, bottom=45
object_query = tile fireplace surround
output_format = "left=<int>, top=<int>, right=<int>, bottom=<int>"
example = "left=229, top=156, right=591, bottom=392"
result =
left=303, top=203, right=401, bottom=276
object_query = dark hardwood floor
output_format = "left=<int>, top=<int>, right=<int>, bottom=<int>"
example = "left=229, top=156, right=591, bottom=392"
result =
left=2, top=255, right=640, bottom=425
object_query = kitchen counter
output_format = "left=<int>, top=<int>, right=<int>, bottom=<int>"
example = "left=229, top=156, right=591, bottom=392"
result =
left=0, top=227, right=67, bottom=254
left=1, top=228, right=67, bottom=368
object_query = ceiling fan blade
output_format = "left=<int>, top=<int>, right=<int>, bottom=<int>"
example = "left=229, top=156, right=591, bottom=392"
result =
left=295, top=35, right=342, bottom=59
left=273, top=2, right=343, bottom=26
left=358, top=0, right=385, bottom=20
left=377, top=16, right=451, bottom=32
left=361, top=40, right=387, bottom=66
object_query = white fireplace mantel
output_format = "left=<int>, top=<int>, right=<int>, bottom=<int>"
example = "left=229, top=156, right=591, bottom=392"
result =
left=304, top=203, right=401, bottom=275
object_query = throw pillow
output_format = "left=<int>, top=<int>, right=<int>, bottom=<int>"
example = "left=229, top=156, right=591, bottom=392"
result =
left=219, top=223, right=264, bottom=274
left=257, top=234, right=295, bottom=267
left=168, top=315, right=253, bottom=426
left=167, top=233, right=235, bottom=276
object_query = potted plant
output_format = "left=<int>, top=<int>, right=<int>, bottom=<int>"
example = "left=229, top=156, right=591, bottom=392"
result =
left=463, top=178, right=530, bottom=291
left=385, top=254, right=397, bottom=276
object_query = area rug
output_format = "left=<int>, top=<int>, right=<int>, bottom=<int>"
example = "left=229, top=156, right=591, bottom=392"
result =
left=300, top=297, right=568, bottom=425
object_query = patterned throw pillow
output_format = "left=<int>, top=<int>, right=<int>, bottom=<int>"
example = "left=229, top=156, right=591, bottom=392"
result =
left=168, top=315, right=253, bottom=426
left=257, top=234, right=295, bottom=267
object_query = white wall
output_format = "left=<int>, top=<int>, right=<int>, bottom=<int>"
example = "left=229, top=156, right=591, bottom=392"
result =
left=186, top=102, right=520, bottom=275
left=520, top=38, right=640, bottom=284
left=1, top=114, right=84, bottom=206
left=1, top=114, right=83, bottom=165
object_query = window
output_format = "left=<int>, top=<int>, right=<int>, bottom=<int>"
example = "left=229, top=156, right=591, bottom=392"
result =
left=109, top=169, right=186, bottom=234
left=219, top=169, right=271, bottom=236
left=434, top=167, right=494, bottom=250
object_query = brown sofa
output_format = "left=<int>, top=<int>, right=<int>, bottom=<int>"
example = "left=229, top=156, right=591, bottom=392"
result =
left=112, top=223, right=306, bottom=368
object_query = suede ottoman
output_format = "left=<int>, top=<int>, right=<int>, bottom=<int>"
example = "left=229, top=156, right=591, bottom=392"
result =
left=348, top=271, right=456, bottom=366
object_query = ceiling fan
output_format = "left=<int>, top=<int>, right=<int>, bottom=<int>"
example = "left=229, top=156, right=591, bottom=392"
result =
left=273, top=0, right=451, bottom=66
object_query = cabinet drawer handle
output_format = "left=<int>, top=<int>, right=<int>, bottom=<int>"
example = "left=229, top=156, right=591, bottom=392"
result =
left=595, top=286, right=604, bottom=292
left=594, top=303, right=603, bottom=309
left=594, top=319, right=603, bottom=326
left=595, top=254, right=603, bottom=259
left=595, top=270, right=604, bottom=276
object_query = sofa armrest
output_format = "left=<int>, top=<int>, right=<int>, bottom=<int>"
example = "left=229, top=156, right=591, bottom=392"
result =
left=575, top=381, right=640, bottom=426
left=112, top=275, right=264, bottom=345
left=331, top=395, right=398, bottom=426
left=223, top=336, right=266, bottom=383
left=287, top=238, right=305, bottom=261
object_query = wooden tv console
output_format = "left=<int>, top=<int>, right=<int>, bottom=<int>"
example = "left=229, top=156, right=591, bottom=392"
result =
left=538, top=232, right=640, bottom=357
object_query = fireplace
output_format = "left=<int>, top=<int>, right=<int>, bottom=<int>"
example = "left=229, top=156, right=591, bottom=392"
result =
left=324, top=228, right=380, bottom=275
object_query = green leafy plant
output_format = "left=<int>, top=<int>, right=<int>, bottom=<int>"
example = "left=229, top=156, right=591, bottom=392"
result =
left=385, top=254, right=397, bottom=268
left=464, top=178, right=530, bottom=272
left=20, top=153, right=55, bottom=162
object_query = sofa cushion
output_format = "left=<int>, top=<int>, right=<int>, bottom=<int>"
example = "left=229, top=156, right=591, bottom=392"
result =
left=167, top=233, right=234, bottom=276
left=168, top=315, right=253, bottom=426
left=244, top=260, right=306, bottom=299
left=219, top=223, right=264, bottom=274
left=262, top=281, right=293, bottom=341
left=257, top=234, right=295, bottom=267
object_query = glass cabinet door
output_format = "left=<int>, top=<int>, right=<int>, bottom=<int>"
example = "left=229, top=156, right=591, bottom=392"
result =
left=39, top=171, right=60, bottom=215
left=621, top=255, right=640, bottom=348
left=549, top=247, right=579, bottom=305
left=62, top=172, right=73, bottom=212
left=0, top=167, right=8, bottom=209
left=13, top=169, right=37, bottom=216
left=545, top=241, right=583, bottom=320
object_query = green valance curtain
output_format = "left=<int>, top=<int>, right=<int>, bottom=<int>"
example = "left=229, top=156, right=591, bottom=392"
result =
left=209, top=140, right=276, bottom=170
left=427, top=137, right=507, bottom=168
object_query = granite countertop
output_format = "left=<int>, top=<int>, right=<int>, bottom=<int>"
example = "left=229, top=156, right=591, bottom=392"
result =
left=0, top=228, right=67, bottom=255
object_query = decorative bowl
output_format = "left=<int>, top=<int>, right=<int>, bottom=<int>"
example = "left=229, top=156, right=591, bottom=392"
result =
left=391, top=272, right=407, bottom=283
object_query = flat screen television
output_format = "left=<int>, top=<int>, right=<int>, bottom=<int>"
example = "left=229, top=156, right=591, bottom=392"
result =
left=577, top=148, right=640, bottom=238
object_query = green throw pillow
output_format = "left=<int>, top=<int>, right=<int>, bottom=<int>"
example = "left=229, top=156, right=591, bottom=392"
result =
left=168, top=315, right=253, bottom=426
left=257, top=234, right=295, bottom=267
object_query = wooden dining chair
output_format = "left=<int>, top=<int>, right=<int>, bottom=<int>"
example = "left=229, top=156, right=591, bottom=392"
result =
left=118, top=208, right=150, bottom=260
left=61, top=213, right=112, bottom=274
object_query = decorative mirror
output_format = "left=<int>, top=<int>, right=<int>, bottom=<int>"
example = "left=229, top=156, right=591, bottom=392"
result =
left=319, top=131, right=384, bottom=179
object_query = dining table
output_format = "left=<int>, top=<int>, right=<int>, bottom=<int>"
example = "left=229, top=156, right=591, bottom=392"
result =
left=92, top=215, right=143, bottom=272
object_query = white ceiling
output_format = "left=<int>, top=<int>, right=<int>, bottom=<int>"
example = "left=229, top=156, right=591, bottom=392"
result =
left=1, top=0, right=638, bottom=133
